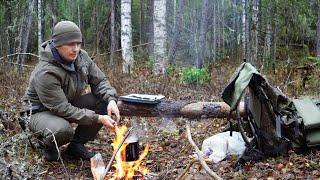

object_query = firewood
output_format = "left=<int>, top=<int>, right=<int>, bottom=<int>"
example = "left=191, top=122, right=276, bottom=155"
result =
left=118, top=100, right=246, bottom=119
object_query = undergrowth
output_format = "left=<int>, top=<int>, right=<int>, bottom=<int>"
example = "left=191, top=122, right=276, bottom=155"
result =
left=0, top=53, right=319, bottom=178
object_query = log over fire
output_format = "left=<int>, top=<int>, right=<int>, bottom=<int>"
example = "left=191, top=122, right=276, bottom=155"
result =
left=118, top=100, right=246, bottom=119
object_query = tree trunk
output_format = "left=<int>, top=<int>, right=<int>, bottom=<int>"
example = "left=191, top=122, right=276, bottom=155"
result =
left=213, top=1, right=217, bottom=62
left=232, top=0, right=238, bottom=49
left=317, top=1, right=320, bottom=57
left=78, top=0, right=81, bottom=29
left=37, top=0, right=42, bottom=57
left=95, top=3, right=99, bottom=54
left=118, top=100, right=246, bottom=119
left=41, top=0, right=45, bottom=41
left=196, top=0, right=209, bottom=69
left=216, top=1, right=221, bottom=59
left=68, top=0, right=73, bottom=18
left=17, top=0, right=35, bottom=68
left=121, top=0, right=133, bottom=74
left=167, top=0, right=186, bottom=64
left=147, top=0, right=154, bottom=58
left=263, top=4, right=271, bottom=65
left=153, top=0, right=167, bottom=75
left=271, top=2, right=277, bottom=65
left=222, top=0, right=225, bottom=58
left=110, top=0, right=116, bottom=65
left=4, top=1, right=14, bottom=63
left=48, top=0, right=57, bottom=31
left=285, top=6, right=291, bottom=64
left=252, top=0, right=259, bottom=65
left=245, top=0, right=250, bottom=61
left=138, top=0, right=145, bottom=53
left=242, top=0, right=249, bottom=61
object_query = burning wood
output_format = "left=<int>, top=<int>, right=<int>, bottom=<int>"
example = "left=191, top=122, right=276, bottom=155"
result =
left=110, top=125, right=150, bottom=179
left=91, top=125, right=150, bottom=180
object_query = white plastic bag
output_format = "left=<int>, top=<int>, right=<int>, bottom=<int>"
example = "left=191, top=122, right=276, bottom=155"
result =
left=201, top=131, right=247, bottom=163
left=91, top=153, right=106, bottom=180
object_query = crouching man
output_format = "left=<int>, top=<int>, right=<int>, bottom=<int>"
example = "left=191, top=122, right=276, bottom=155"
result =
left=22, top=21, right=120, bottom=161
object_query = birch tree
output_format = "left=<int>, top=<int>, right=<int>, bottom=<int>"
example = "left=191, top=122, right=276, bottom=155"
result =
left=38, top=0, right=42, bottom=57
left=153, top=0, right=167, bottom=75
left=17, top=0, right=35, bottom=67
left=317, top=1, right=320, bottom=57
left=121, top=0, right=133, bottom=74
left=168, top=0, right=186, bottom=64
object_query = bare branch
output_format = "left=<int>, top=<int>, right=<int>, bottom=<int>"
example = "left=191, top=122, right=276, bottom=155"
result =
left=185, top=120, right=222, bottom=180
left=103, top=127, right=133, bottom=178
left=45, top=128, right=69, bottom=178
left=0, top=52, right=39, bottom=61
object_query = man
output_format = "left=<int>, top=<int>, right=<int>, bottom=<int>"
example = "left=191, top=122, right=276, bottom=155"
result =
left=22, top=21, right=120, bottom=161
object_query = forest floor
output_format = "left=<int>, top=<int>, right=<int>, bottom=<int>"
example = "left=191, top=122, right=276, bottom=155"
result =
left=0, top=56, right=319, bottom=179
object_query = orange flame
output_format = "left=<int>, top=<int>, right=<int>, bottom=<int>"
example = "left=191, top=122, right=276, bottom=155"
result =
left=110, top=125, right=149, bottom=180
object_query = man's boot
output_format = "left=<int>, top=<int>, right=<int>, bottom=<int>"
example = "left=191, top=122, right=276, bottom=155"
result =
left=64, top=142, right=94, bottom=160
left=38, top=137, right=59, bottom=161
left=42, top=147, right=59, bottom=161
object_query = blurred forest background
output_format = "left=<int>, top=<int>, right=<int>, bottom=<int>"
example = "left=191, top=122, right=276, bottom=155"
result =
left=0, top=0, right=320, bottom=179
left=1, top=0, right=319, bottom=73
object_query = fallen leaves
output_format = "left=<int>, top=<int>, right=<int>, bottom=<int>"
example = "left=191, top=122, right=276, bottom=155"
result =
left=0, top=60, right=320, bottom=179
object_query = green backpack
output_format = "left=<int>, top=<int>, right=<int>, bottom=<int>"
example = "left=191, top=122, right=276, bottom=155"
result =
left=222, top=62, right=320, bottom=162
left=293, top=98, right=320, bottom=147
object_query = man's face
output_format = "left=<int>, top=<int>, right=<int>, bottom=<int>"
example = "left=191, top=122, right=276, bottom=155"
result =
left=56, top=42, right=81, bottom=62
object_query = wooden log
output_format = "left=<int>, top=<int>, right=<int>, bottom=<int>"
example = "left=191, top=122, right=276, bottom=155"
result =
left=117, top=100, right=246, bottom=119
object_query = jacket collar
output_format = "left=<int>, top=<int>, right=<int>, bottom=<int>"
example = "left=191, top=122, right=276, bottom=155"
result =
left=49, top=42, right=76, bottom=72
left=40, top=40, right=80, bottom=72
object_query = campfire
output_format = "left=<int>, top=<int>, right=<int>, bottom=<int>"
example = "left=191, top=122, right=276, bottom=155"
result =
left=110, top=125, right=150, bottom=179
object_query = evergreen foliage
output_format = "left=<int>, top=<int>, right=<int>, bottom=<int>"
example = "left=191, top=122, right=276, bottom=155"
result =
left=0, top=0, right=319, bottom=69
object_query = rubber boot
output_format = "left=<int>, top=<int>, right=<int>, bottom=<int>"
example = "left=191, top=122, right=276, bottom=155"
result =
left=64, top=142, right=94, bottom=160
left=42, top=147, right=59, bottom=161
left=38, top=136, right=59, bottom=161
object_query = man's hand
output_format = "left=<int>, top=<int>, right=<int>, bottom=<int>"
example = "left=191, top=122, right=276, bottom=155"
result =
left=97, top=115, right=116, bottom=130
left=107, top=100, right=120, bottom=122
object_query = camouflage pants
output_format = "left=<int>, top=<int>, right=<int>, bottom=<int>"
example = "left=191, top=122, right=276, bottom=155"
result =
left=29, top=93, right=107, bottom=148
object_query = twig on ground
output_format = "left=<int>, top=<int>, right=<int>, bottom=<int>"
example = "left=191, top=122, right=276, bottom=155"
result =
left=80, top=158, right=84, bottom=170
left=177, top=159, right=197, bottom=180
left=24, top=142, right=28, bottom=158
left=45, top=128, right=69, bottom=179
left=103, top=127, right=133, bottom=178
left=185, top=120, right=222, bottom=180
